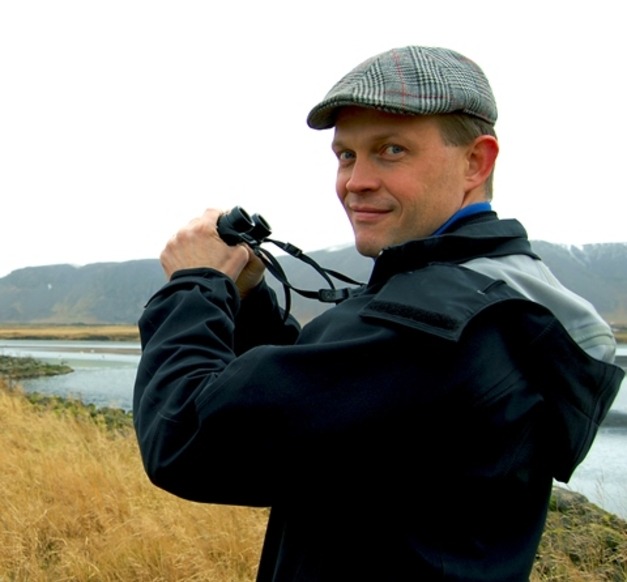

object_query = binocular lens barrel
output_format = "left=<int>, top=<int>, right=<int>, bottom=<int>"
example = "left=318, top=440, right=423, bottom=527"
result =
left=217, top=206, right=272, bottom=246
left=248, top=213, right=272, bottom=242
left=224, top=207, right=255, bottom=233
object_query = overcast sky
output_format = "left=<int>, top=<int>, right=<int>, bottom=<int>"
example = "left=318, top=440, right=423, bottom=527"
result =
left=1, top=1, right=625, bottom=278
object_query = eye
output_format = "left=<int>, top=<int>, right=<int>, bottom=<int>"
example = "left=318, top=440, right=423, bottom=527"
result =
left=336, top=150, right=355, bottom=163
left=382, top=144, right=405, bottom=157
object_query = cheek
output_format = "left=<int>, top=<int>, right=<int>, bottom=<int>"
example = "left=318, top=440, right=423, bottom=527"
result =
left=335, top=172, right=348, bottom=201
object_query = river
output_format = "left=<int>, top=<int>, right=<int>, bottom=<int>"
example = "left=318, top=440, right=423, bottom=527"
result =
left=1, top=339, right=140, bottom=410
left=2, top=339, right=626, bottom=519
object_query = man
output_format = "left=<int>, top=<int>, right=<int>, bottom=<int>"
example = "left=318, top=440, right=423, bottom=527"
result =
left=133, top=46, right=623, bottom=581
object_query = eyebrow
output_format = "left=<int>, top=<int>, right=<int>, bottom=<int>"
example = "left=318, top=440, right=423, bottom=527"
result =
left=331, top=131, right=407, bottom=151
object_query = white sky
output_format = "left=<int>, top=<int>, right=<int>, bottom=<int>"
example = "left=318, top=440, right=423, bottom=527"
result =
left=1, top=1, right=625, bottom=278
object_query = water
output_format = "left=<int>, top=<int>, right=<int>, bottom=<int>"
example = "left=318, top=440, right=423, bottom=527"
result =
left=2, top=339, right=626, bottom=519
left=0, top=339, right=140, bottom=410
left=567, top=345, right=627, bottom=518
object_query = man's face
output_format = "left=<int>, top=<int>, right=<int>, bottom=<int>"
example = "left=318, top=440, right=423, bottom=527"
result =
left=332, top=107, right=474, bottom=257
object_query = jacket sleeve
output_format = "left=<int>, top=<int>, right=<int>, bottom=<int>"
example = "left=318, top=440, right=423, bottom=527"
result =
left=233, top=276, right=301, bottom=354
left=132, top=268, right=439, bottom=507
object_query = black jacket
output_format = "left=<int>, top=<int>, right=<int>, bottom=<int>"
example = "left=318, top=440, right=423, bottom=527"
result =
left=134, top=213, right=623, bottom=581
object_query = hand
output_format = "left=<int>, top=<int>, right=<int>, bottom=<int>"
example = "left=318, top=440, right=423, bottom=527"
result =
left=160, top=209, right=253, bottom=284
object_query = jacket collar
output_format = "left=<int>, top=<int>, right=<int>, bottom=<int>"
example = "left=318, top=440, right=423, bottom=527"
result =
left=369, top=212, right=538, bottom=287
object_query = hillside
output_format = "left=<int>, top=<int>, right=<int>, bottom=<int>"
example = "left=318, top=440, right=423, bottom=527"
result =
left=0, top=260, right=166, bottom=324
left=0, top=241, right=626, bottom=325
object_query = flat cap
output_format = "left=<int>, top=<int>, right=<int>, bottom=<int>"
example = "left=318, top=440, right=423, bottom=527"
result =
left=307, top=46, right=497, bottom=129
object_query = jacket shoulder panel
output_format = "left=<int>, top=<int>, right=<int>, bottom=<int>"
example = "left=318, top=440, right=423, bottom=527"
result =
left=360, top=262, right=525, bottom=341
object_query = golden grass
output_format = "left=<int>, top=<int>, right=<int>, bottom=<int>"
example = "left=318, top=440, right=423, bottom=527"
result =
left=0, top=380, right=266, bottom=581
left=532, top=489, right=627, bottom=581
left=0, top=324, right=140, bottom=342
left=2, top=378, right=627, bottom=580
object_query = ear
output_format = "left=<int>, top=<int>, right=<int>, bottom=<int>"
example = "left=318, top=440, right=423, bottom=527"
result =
left=464, top=135, right=499, bottom=196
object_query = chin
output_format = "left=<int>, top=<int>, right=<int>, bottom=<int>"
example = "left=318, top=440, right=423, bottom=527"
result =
left=354, top=238, right=383, bottom=259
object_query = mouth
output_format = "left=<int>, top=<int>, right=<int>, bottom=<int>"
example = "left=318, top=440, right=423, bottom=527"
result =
left=348, top=205, right=390, bottom=224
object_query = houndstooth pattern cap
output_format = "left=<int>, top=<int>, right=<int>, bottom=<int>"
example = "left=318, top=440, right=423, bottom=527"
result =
left=307, top=46, right=497, bottom=130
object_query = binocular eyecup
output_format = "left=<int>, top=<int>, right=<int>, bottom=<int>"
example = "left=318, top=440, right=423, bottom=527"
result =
left=217, top=206, right=272, bottom=247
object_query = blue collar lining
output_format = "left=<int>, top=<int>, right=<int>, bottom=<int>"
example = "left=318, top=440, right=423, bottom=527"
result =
left=431, top=202, right=492, bottom=236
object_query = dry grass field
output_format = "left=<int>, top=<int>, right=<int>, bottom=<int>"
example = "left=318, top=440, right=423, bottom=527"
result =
left=1, top=359, right=627, bottom=580
left=0, top=380, right=266, bottom=581
left=0, top=324, right=140, bottom=341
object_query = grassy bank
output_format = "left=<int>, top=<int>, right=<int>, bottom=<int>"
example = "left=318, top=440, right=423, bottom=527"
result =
left=0, top=324, right=140, bottom=341
left=1, top=380, right=626, bottom=580
left=0, top=354, right=73, bottom=380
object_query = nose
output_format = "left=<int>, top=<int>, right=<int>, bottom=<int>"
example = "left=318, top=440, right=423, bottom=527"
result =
left=343, top=156, right=380, bottom=194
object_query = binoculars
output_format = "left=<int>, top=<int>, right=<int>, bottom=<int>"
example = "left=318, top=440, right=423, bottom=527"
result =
left=217, top=206, right=272, bottom=247
left=216, top=205, right=361, bottom=311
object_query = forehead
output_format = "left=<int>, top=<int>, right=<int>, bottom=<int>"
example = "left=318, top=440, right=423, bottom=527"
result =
left=332, top=106, right=442, bottom=143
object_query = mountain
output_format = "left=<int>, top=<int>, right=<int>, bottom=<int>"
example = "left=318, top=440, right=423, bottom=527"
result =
left=0, top=242, right=626, bottom=326
left=0, top=260, right=165, bottom=324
